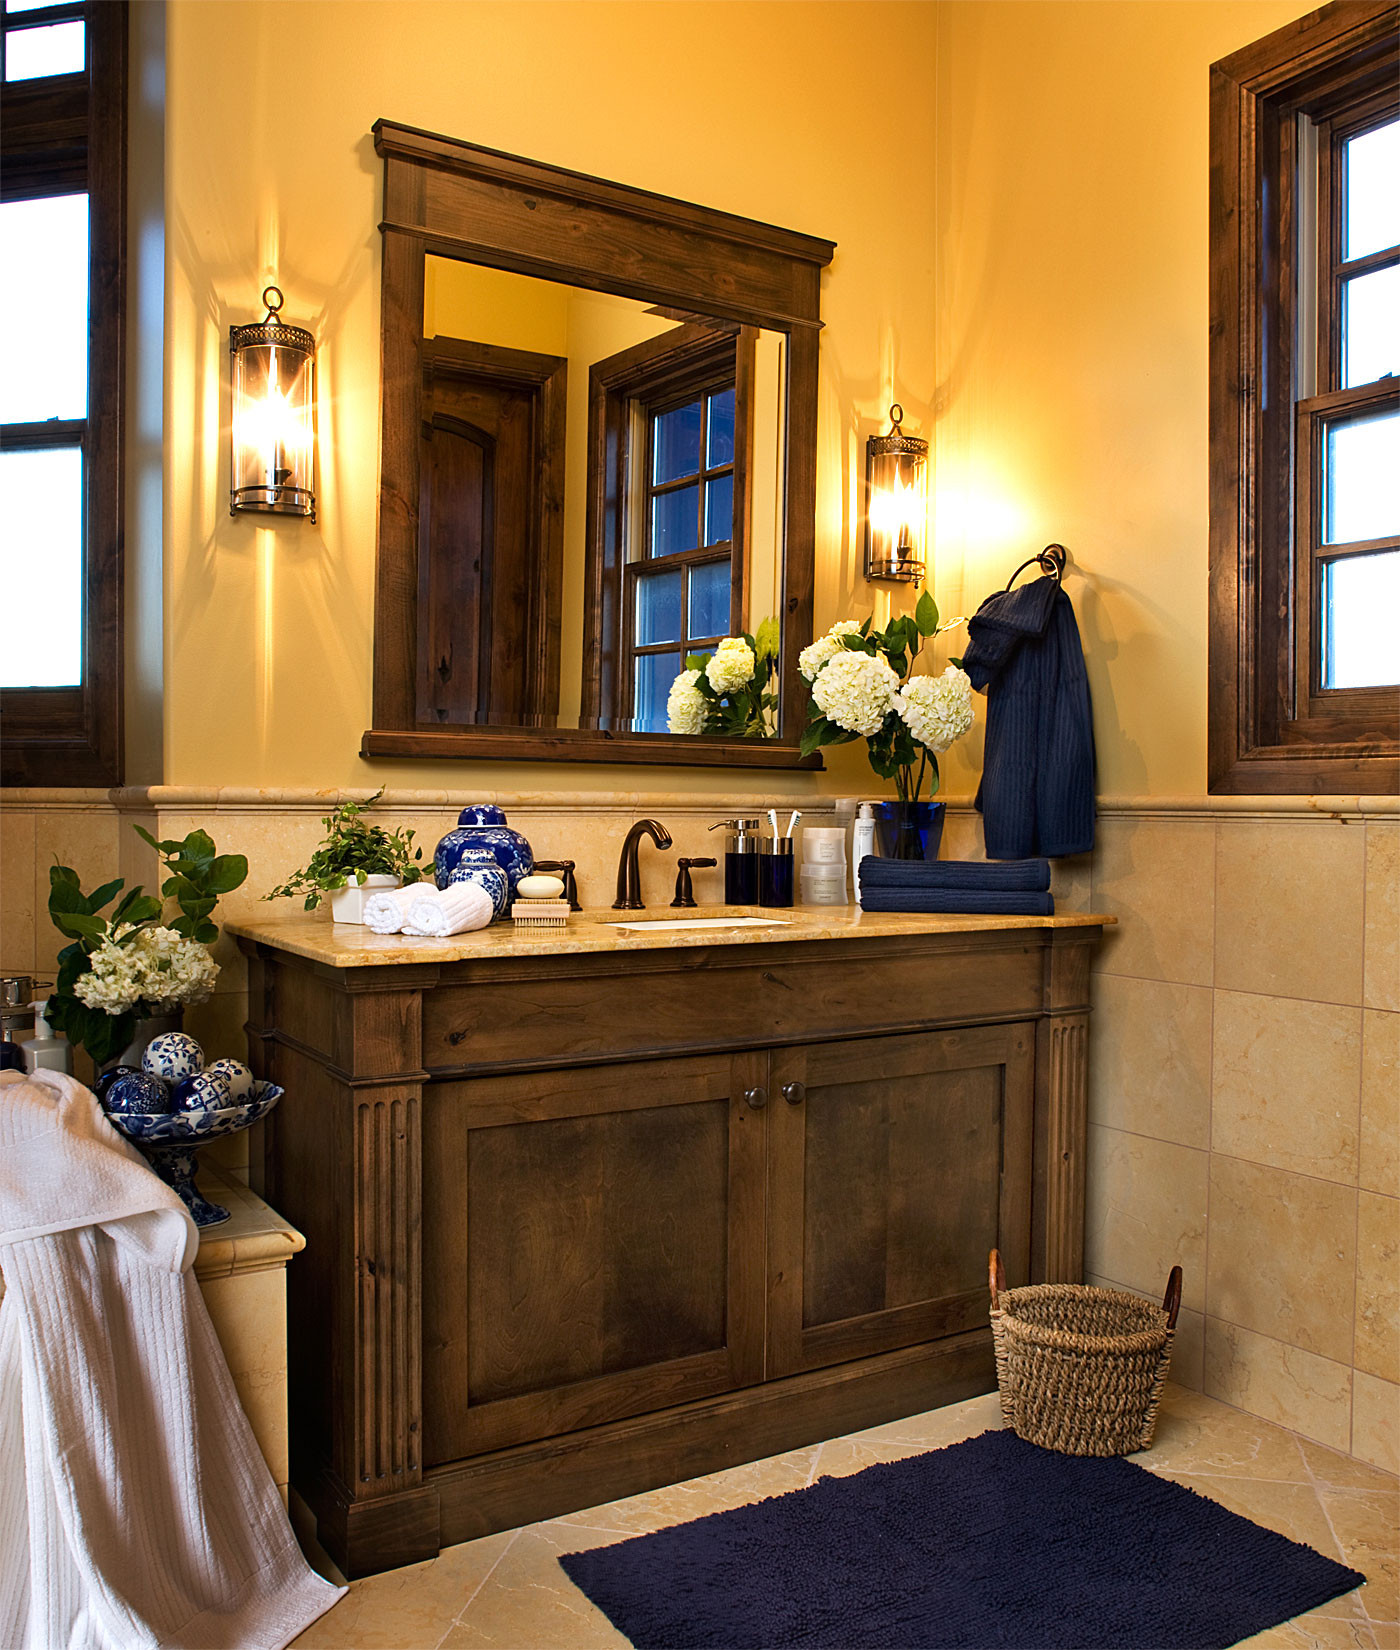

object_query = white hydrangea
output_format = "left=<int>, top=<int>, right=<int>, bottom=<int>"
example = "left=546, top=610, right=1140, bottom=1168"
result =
left=798, top=619, right=863, bottom=682
left=894, top=665, right=975, bottom=753
left=74, top=924, right=220, bottom=1016
left=705, top=637, right=755, bottom=695
left=666, top=667, right=709, bottom=735
left=812, top=650, right=900, bottom=737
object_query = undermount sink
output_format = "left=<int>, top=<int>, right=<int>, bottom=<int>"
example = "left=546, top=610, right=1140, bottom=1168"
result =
left=605, top=917, right=792, bottom=932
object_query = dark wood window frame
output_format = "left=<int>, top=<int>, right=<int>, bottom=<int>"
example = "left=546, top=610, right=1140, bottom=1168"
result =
left=580, top=324, right=755, bottom=731
left=1209, top=1, right=1398, bottom=795
left=362, top=120, right=833, bottom=770
left=1, top=0, right=126, bottom=788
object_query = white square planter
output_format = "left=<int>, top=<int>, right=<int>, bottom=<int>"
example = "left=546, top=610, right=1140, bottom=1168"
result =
left=328, top=874, right=402, bottom=924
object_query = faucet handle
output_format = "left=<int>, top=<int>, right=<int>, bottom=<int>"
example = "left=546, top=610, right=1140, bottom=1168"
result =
left=671, top=857, right=717, bottom=909
left=534, top=860, right=580, bottom=911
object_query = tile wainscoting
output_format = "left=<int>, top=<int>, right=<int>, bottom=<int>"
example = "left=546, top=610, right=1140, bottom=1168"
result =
left=2, top=786, right=1395, bottom=1470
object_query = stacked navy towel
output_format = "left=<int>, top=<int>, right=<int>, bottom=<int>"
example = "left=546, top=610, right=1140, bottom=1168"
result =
left=858, top=857, right=1053, bottom=916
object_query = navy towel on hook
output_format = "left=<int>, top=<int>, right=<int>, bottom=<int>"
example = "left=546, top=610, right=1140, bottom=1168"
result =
left=961, top=576, right=1096, bottom=859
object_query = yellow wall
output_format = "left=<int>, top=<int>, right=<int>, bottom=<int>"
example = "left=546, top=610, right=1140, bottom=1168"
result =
left=161, top=0, right=943, bottom=795
left=160, top=0, right=1311, bottom=802
left=929, top=0, right=1302, bottom=798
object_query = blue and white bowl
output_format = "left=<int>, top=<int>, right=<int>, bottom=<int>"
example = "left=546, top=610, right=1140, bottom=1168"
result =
left=434, top=804, right=534, bottom=902
left=444, top=847, right=510, bottom=920
left=104, top=1079, right=285, bottom=1227
left=142, top=1031, right=205, bottom=1084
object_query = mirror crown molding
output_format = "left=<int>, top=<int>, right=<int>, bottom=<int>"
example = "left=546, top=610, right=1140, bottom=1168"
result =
left=367, top=120, right=836, bottom=771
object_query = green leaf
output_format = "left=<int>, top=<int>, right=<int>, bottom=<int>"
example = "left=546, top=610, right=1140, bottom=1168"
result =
left=111, top=888, right=162, bottom=928
left=915, top=589, right=939, bottom=636
left=86, top=877, right=126, bottom=914
left=48, top=867, right=92, bottom=917
left=684, top=653, right=711, bottom=672
left=53, top=911, right=108, bottom=943
left=948, top=654, right=964, bottom=670
left=754, top=615, right=780, bottom=662
left=205, top=854, right=249, bottom=894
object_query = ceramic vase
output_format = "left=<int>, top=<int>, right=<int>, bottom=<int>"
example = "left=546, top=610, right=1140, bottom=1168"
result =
left=443, top=848, right=510, bottom=920
left=434, top=805, right=534, bottom=900
left=872, top=800, right=945, bottom=861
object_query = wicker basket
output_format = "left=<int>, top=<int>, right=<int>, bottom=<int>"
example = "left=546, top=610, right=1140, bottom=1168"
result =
left=988, top=1249, right=1182, bottom=1457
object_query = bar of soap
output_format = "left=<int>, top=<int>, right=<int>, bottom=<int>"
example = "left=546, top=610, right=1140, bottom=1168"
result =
left=516, top=874, right=565, bottom=900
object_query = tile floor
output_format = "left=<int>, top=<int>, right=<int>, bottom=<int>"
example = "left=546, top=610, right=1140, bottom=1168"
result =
left=291, top=1384, right=1400, bottom=1650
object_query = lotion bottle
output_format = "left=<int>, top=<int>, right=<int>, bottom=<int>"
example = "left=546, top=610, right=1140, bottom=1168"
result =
left=21, top=1000, right=74, bottom=1075
left=851, top=802, right=876, bottom=906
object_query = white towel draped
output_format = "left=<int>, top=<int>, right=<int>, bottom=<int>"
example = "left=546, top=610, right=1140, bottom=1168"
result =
left=362, top=882, right=424, bottom=934
left=402, top=880, right=494, bottom=937
left=0, top=1068, right=343, bottom=1650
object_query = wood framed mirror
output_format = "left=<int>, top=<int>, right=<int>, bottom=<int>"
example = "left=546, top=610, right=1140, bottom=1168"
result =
left=363, top=120, right=835, bottom=769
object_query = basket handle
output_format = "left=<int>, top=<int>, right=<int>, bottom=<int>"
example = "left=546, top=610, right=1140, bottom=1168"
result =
left=989, top=1248, right=1007, bottom=1311
left=1162, top=1265, right=1183, bottom=1329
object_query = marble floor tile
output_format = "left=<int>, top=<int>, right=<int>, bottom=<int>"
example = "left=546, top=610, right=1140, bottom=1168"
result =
left=292, top=1385, right=1399, bottom=1650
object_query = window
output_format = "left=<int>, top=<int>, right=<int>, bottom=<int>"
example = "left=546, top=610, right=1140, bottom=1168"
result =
left=630, top=381, right=738, bottom=732
left=1, top=0, right=126, bottom=786
left=1209, top=1, right=1398, bottom=794
left=582, top=325, right=752, bottom=734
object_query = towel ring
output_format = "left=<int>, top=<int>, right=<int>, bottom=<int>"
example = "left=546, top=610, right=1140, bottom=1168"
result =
left=1004, top=543, right=1067, bottom=591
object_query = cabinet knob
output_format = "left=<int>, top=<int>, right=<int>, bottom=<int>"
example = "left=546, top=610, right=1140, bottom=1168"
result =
left=781, top=1082, right=806, bottom=1106
left=743, top=1086, right=768, bottom=1110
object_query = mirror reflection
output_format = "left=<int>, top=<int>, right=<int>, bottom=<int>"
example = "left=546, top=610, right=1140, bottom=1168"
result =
left=420, top=257, right=787, bottom=736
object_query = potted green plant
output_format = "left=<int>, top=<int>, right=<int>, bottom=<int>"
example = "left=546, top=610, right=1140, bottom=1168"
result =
left=264, top=790, right=426, bottom=921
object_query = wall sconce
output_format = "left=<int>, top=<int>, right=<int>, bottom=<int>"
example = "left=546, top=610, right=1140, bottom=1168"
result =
left=229, top=285, right=316, bottom=520
left=864, top=404, right=927, bottom=583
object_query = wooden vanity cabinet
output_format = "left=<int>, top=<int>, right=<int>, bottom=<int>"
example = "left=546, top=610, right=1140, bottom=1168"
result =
left=236, top=917, right=1102, bottom=1578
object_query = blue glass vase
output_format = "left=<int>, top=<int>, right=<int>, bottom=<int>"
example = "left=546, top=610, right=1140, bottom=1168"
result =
left=434, top=805, right=534, bottom=901
left=872, top=800, right=945, bottom=861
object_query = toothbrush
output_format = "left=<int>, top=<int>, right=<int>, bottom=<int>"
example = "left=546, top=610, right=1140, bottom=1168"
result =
left=768, top=808, right=780, bottom=841
left=786, top=810, right=801, bottom=839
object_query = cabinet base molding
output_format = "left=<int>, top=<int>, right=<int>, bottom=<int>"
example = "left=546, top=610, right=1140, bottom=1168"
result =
left=302, top=1471, right=442, bottom=1579
left=430, top=1330, right=996, bottom=1556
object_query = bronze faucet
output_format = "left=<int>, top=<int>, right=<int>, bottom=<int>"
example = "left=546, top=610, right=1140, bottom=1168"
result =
left=612, top=819, right=673, bottom=910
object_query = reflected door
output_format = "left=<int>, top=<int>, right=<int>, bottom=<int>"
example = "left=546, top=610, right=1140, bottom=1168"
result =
left=765, top=1025, right=1035, bottom=1379
left=417, top=340, right=566, bottom=726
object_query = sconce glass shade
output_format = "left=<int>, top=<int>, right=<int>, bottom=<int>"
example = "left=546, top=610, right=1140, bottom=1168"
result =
left=229, top=286, right=316, bottom=519
left=864, top=404, right=927, bottom=583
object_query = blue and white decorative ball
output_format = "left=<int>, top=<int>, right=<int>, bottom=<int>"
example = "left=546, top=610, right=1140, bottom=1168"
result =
left=102, top=1068, right=174, bottom=1115
left=172, top=1068, right=232, bottom=1112
left=205, top=1057, right=255, bottom=1102
left=142, top=1032, right=205, bottom=1084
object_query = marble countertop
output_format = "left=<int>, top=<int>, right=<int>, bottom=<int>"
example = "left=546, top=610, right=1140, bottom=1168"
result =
left=226, top=902, right=1114, bottom=969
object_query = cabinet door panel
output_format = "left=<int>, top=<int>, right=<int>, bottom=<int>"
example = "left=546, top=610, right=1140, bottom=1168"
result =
left=767, top=1025, right=1034, bottom=1378
left=423, top=1051, right=765, bottom=1462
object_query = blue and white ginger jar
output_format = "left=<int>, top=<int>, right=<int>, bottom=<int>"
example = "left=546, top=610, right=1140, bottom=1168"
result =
left=444, top=848, right=510, bottom=920
left=434, top=805, right=534, bottom=903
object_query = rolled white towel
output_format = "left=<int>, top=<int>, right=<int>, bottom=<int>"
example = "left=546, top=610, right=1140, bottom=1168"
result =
left=363, top=882, right=425, bottom=934
left=403, top=880, right=494, bottom=937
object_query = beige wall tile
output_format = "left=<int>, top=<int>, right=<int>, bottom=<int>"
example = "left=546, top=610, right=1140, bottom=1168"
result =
left=1216, top=820, right=1365, bottom=1006
left=1085, top=1125, right=1207, bottom=1310
left=1090, top=816, right=1215, bottom=986
left=1364, top=824, right=1399, bottom=1013
left=1, top=807, right=36, bottom=973
left=198, top=1267, right=289, bottom=1484
left=1089, top=974, right=1212, bottom=1149
left=1050, top=853, right=1094, bottom=915
left=1207, top=1156, right=1356, bottom=1361
left=1355, top=1192, right=1400, bottom=1386
left=1211, top=991, right=1361, bottom=1182
left=1203, top=1318, right=1353, bottom=1453
left=938, top=808, right=986, bottom=864
left=1361, top=1011, right=1400, bottom=1199
left=1351, top=1371, right=1400, bottom=1476
left=184, top=987, right=253, bottom=1066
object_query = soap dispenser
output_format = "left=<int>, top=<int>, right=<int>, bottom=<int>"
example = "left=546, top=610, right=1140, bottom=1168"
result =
left=709, top=817, right=762, bottom=905
left=20, top=999, right=73, bottom=1075
left=852, top=802, right=877, bottom=905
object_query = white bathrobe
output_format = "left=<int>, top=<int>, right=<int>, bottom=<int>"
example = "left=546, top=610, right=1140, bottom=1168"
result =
left=0, top=1068, right=343, bottom=1650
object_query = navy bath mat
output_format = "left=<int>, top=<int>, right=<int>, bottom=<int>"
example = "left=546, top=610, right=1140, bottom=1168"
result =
left=558, top=1428, right=1365, bottom=1649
